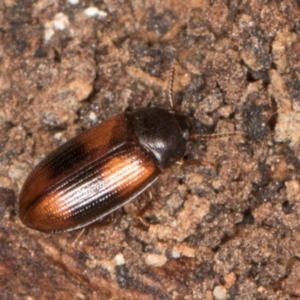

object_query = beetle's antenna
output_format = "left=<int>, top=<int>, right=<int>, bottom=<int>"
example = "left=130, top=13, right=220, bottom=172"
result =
left=167, top=67, right=175, bottom=109
left=191, top=131, right=242, bottom=141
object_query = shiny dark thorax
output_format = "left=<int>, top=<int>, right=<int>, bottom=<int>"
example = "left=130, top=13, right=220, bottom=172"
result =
left=126, top=107, right=192, bottom=168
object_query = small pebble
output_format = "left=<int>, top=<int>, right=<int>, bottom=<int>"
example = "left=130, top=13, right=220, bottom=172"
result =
left=88, top=111, right=97, bottom=123
left=68, top=0, right=79, bottom=4
left=52, top=12, right=70, bottom=31
left=170, top=249, right=180, bottom=259
left=144, top=253, right=167, bottom=267
left=84, top=7, right=107, bottom=18
left=213, top=285, right=227, bottom=300
left=54, top=132, right=63, bottom=141
left=44, top=22, right=55, bottom=41
left=114, top=253, right=125, bottom=266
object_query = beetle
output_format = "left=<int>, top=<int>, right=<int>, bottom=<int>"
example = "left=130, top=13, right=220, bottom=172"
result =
left=19, top=69, right=197, bottom=233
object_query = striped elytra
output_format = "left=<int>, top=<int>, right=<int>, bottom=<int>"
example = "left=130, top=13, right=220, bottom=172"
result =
left=19, top=107, right=192, bottom=232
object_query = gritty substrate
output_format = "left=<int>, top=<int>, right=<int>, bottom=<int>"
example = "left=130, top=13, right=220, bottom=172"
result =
left=1, top=1, right=300, bottom=299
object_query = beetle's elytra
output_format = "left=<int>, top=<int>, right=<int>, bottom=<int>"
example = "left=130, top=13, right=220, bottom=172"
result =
left=19, top=71, right=193, bottom=233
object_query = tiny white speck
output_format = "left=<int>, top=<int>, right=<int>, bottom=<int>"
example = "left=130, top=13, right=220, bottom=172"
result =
left=54, top=132, right=63, bottom=141
left=115, top=253, right=125, bottom=265
left=68, top=0, right=79, bottom=5
left=144, top=254, right=167, bottom=267
left=53, top=12, right=70, bottom=31
left=171, top=250, right=180, bottom=259
left=213, top=285, right=227, bottom=300
left=88, top=111, right=97, bottom=122
left=97, top=10, right=107, bottom=18
left=84, top=7, right=99, bottom=17
left=84, top=7, right=107, bottom=18
left=44, top=22, right=55, bottom=41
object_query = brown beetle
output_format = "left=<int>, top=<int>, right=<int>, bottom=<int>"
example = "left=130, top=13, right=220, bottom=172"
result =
left=19, top=69, right=193, bottom=233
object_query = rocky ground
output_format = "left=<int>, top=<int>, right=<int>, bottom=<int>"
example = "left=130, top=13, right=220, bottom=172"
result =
left=1, top=0, right=300, bottom=299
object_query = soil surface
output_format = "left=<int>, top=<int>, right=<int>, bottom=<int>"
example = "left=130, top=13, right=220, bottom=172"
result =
left=1, top=1, right=300, bottom=299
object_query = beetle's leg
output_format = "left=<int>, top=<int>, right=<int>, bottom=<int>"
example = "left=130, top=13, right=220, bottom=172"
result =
left=126, top=190, right=155, bottom=229
left=71, top=228, right=85, bottom=247
left=182, top=158, right=217, bottom=168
